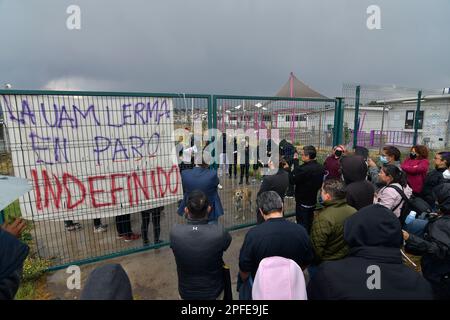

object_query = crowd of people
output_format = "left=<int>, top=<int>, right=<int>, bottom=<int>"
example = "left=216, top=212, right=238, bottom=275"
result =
left=167, top=143, right=450, bottom=300
left=2, top=142, right=450, bottom=300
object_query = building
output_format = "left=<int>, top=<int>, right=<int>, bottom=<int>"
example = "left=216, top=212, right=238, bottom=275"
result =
left=335, top=92, right=450, bottom=150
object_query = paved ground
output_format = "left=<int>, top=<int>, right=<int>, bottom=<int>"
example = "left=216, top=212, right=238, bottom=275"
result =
left=45, top=227, right=250, bottom=300
left=42, top=216, right=422, bottom=300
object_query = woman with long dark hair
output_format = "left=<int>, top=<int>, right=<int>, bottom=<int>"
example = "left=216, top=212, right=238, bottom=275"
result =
left=374, top=164, right=412, bottom=218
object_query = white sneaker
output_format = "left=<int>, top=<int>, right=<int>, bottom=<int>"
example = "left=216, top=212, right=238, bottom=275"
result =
left=218, top=184, right=223, bottom=190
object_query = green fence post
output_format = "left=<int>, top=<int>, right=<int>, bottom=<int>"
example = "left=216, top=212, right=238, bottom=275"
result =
left=413, top=90, right=422, bottom=146
left=333, top=98, right=344, bottom=146
left=208, top=96, right=218, bottom=169
left=353, top=86, right=361, bottom=149
left=340, top=98, right=345, bottom=144
left=333, top=99, right=338, bottom=145
left=212, top=95, right=218, bottom=169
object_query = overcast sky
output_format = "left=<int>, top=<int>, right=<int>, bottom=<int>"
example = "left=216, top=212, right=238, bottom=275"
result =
left=1, top=0, right=449, bottom=97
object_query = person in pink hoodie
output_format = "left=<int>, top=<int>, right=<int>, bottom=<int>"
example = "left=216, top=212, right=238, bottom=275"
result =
left=401, top=145, right=430, bottom=195
left=252, top=256, right=307, bottom=300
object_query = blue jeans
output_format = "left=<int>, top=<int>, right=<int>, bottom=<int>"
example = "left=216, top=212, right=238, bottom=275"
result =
left=237, top=273, right=253, bottom=300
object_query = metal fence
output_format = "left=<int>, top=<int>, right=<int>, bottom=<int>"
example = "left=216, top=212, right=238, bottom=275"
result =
left=213, top=95, right=338, bottom=228
left=342, top=83, right=450, bottom=152
left=0, top=90, right=340, bottom=270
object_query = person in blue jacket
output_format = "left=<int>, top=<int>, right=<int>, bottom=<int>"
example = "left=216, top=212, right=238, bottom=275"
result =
left=177, top=161, right=224, bottom=224
left=0, top=218, right=29, bottom=300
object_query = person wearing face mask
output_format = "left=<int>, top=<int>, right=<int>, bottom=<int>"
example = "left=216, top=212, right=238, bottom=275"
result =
left=323, top=145, right=346, bottom=180
left=401, top=145, right=430, bottom=196
left=420, top=151, right=450, bottom=208
left=367, top=145, right=401, bottom=187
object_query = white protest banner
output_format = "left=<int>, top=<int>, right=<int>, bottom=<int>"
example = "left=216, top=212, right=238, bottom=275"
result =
left=1, top=93, right=183, bottom=221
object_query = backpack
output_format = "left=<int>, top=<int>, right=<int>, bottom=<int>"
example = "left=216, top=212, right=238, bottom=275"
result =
left=388, top=185, right=432, bottom=226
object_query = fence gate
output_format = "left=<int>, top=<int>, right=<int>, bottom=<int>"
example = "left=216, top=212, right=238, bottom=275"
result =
left=0, top=90, right=340, bottom=269
left=212, top=94, right=339, bottom=228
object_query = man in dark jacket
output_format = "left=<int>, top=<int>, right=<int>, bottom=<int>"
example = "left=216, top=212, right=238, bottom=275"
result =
left=279, top=139, right=295, bottom=197
left=80, top=264, right=133, bottom=300
left=279, top=139, right=295, bottom=166
left=291, top=145, right=325, bottom=233
left=256, top=159, right=290, bottom=224
left=307, top=204, right=433, bottom=300
left=421, top=152, right=450, bottom=208
left=239, top=137, right=250, bottom=185
left=341, top=155, right=375, bottom=210
left=171, top=190, right=232, bottom=300
left=239, top=191, right=314, bottom=281
left=228, top=136, right=238, bottom=179
left=177, top=163, right=224, bottom=223
left=404, top=183, right=450, bottom=299
left=0, top=218, right=29, bottom=300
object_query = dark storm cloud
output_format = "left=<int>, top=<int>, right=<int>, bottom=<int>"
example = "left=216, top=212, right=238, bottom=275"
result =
left=0, top=0, right=449, bottom=97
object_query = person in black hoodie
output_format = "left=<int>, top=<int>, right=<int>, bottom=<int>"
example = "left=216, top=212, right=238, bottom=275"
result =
left=0, top=219, right=29, bottom=300
left=421, top=151, right=450, bottom=208
left=291, top=145, right=325, bottom=233
left=80, top=264, right=133, bottom=300
left=404, top=183, right=450, bottom=299
left=256, top=159, right=290, bottom=224
left=341, top=155, right=375, bottom=210
left=307, top=204, right=433, bottom=300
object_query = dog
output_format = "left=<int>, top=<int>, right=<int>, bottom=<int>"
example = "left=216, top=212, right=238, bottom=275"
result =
left=233, top=188, right=253, bottom=221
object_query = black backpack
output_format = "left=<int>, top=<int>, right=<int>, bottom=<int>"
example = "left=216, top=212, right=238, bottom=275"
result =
left=387, top=185, right=432, bottom=226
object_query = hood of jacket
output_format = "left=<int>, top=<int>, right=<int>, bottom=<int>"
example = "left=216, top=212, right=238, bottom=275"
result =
left=252, top=256, right=307, bottom=300
left=341, top=155, right=368, bottom=184
left=344, top=204, right=403, bottom=248
left=80, top=264, right=133, bottom=300
left=433, top=183, right=450, bottom=214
